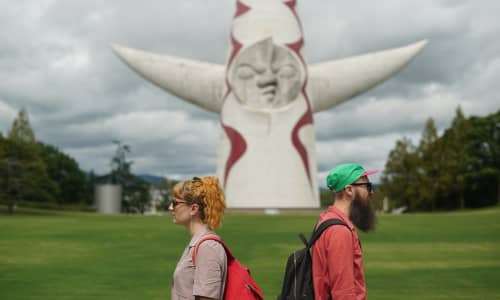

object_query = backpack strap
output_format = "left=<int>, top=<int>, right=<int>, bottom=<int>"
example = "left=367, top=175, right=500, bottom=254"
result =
left=192, top=234, right=234, bottom=265
left=307, top=218, right=350, bottom=249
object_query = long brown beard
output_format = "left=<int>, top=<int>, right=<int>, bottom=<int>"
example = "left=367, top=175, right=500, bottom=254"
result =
left=349, top=191, right=376, bottom=232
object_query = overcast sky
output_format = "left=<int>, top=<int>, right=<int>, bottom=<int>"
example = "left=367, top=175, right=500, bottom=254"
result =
left=1, top=0, right=499, bottom=186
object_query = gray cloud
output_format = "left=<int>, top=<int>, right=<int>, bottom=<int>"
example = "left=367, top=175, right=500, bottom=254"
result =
left=1, top=0, right=499, bottom=186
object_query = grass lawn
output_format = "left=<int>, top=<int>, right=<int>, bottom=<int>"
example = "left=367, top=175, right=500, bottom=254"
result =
left=1, top=206, right=499, bottom=299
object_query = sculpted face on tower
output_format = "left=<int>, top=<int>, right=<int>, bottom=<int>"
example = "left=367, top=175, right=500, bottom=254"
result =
left=112, top=1, right=426, bottom=209
left=230, top=38, right=303, bottom=110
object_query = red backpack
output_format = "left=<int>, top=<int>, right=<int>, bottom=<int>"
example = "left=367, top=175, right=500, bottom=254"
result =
left=193, top=235, right=264, bottom=300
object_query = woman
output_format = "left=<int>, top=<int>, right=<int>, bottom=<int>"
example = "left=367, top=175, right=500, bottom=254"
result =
left=169, top=176, right=227, bottom=300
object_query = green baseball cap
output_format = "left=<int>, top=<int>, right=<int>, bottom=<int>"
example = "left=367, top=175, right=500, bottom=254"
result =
left=326, top=163, right=378, bottom=192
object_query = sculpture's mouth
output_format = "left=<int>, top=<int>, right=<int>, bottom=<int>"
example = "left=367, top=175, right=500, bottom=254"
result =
left=261, top=86, right=277, bottom=102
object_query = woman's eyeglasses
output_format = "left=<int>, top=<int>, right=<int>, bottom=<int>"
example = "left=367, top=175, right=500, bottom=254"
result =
left=169, top=198, right=187, bottom=209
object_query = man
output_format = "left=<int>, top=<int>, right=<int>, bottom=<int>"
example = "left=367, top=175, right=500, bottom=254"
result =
left=312, top=163, right=378, bottom=300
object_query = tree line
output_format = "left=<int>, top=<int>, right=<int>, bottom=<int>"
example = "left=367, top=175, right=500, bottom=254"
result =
left=377, top=107, right=499, bottom=212
left=0, top=109, right=95, bottom=214
left=2, top=107, right=498, bottom=214
left=0, top=109, right=177, bottom=214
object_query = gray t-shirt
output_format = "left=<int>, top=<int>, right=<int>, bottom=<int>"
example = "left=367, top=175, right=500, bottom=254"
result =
left=172, top=226, right=227, bottom=300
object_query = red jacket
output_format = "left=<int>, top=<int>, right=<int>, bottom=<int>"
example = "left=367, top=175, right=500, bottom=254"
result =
left=312, top=206, right=366, bottom=300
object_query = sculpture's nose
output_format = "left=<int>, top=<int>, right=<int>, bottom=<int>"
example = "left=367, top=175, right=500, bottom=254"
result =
left=257, top=72, right=277, bottom=89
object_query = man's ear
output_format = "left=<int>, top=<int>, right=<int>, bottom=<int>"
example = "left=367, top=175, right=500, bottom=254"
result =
left=344, top=185, right=354, bottom=198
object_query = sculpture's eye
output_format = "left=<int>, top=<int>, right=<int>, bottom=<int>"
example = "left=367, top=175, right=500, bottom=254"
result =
left=236, top=65, right=256, bottom=79
left=277, top=65, right=297, bottom=79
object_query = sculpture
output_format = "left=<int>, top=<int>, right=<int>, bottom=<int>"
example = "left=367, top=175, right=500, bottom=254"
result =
left=112, top=0, right=426, bottom=208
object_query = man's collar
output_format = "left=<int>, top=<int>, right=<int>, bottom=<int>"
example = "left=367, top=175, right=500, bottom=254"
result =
left=328, top=205, right=356, bottom=231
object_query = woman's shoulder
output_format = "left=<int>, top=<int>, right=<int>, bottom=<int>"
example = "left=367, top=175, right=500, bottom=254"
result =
left=197, top=234, right=227, bottom=259
left=199, top=233, right=224, bottom=249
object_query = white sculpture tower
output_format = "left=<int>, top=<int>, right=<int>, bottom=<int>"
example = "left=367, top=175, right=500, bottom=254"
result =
left=112, top=0, right=426, bottom=208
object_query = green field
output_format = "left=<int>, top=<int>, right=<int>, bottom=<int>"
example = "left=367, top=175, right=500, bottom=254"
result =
left=1, top=207, right=499, bottom=299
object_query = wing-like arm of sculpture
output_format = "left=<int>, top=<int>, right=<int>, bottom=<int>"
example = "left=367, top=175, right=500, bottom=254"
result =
left=308, top=40, right=427, bottom=113
left=112, top=44, right=225, bottom=113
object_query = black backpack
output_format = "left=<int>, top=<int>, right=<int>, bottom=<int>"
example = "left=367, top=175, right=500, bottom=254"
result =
left=277, top=218, right=349, bottom=300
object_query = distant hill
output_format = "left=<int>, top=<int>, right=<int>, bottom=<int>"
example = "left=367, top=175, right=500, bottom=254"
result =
left=86, top=172, right=165, bottom=185
left=138, top=174, right=164, bottom=185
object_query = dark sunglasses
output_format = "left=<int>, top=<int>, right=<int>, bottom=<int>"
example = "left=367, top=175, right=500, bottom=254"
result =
left=350, top=182, right=374, bottom=193
left=169, top=198, right=187, bottom=209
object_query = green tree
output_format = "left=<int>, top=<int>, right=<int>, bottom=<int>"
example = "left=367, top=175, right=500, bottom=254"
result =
left=109, top=141, right=149, bottom=213
left=466, top=110, right=500, bottom=207
left=415, top=118, right=441, bottom=210
left=38, top=142, right=87, bottom=204
left=0, top=133, right=5, bottom=205
left=381, top=137, right=418, bottom=211
left=0, top=131, right=4, bottom=160
left=319, top=188, right=332, bottom=207
left=85, top=170, right=97, bottom=205
left=440, top=107, right=474, bottom=209
left=1, top=109, right=57, bottom=213
left=380, top=108, right=499, bottom=212
left=157, top=177, right=180, bottom=209
left=9, top=109, right=35, bottom=143
left=110, top=140, right=133, bottom=185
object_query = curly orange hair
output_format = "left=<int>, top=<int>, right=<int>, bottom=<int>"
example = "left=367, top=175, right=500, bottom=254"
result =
left=171, top=181, right=184, bottom=199
left=183, top=176, right=226, bottom=230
